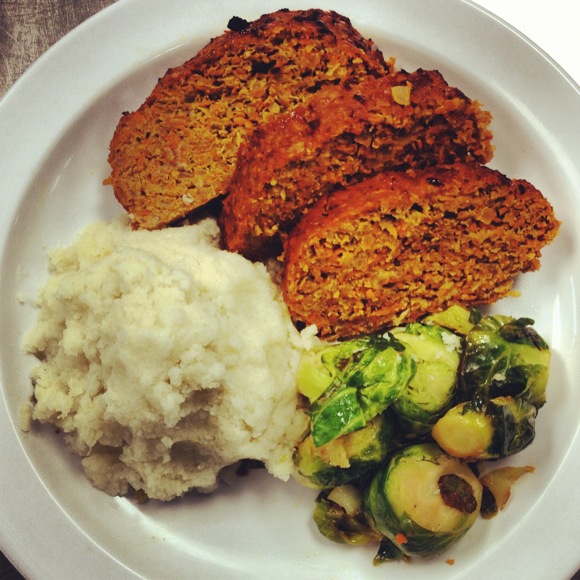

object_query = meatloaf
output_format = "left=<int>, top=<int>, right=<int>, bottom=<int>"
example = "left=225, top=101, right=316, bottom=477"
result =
left=106, top=9, right=390, bottom=229
left=281, top=162, right=560, bottom=339
left=221, top=69, right=494, bottom=260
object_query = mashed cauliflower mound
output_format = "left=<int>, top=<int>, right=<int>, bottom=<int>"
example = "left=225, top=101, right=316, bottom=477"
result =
left=24, top=217, right=312, bottom=501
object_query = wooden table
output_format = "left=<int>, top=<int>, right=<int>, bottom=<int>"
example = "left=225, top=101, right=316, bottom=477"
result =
left=1, top=1, right=578, bottom=578
left=0, top=0, right=116, bottom=99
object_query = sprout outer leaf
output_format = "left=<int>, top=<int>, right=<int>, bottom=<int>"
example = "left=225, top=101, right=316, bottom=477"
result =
left=460, top=315, right=551, bottom=408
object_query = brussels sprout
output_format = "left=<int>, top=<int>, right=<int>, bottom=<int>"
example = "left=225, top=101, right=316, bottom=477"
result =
left=296, top=349, right=335, bottom=403
left=296, top=339, right=365, bottom=403
left=364, top=443, right=482, bottom=559
left=423, top=305, right=482, bottom=335
left=309, top=334, right=415, bottom=446
left=460, top=315, right=551, bottom=408
left=391, top=323, right=462, bottom=434
left=431, top=396, right=537, bottom=461
left=373, top=537, right=409, bottom=564
left=313, top=487, right=381, bottom=546
left=294, top=412, right=394, bottom=488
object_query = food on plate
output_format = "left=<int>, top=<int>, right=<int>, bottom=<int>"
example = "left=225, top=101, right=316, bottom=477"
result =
left=364, top=443, right=483, bottom=560
left=432, top=396, right=537, bottom=461
left=389, top=323, right=462, bottom=436
left=313, top=486, right=381, bottom=547
left=22, top=4, right=562, bottom=567
left=106, top=8, right=390, bottom=229
left=479, top=465, right=535, bottom=518
left=430, top=313, right=552, bottom=461
left=303, top=333, right=415, bottom=447
left=281, top=162, right=560, bottom=339
left=23, top=217, right=313, bottom=501
left=458, top=314, right=551, bottom=408
left=294, top=306, right=551, bottom=562
left=221, top=69, right=494, bottom=259
left=293, top=412, right=394, bottom=489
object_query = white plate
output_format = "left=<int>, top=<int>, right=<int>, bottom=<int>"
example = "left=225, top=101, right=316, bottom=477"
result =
left=1, top=0, right=579, bottom=578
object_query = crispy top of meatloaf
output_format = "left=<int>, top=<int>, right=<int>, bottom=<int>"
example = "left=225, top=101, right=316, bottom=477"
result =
left=221, top=69, right=494, bottom=260
left=281, top=162, right=560, bottom=339
left=106, top=9, right=390, bottom=229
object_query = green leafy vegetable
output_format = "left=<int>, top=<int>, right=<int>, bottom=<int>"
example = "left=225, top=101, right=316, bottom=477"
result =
left=431, top=396, right=537, bottom=461
left=372, top=537, right=409, bottom=564
left=308, top=334, right=415, bottom=446
left=293, top=306, right=552, bottom=565
left=460, top=315, right=551, bottom=408
left=310, top=387, right=367, bottom=446
left=364, top=443, right=482, bottom=559
left=391, top=322, right=462, bottom=435
left=294, top=412, right=394, bottom=488
left=313, top=488, right=381, bottom=546
left=423, top=305, right=482, bottom=335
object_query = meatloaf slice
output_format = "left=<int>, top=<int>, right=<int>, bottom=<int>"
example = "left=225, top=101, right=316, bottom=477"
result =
left=281, top=162, right=560, bottom=339
left=221, top=69, right=494, bottom=260
left=106, top=9, right=390, bottom=229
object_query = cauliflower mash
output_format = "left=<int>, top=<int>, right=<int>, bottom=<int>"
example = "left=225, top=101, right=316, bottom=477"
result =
left=24, top=217, right=312, bottom=501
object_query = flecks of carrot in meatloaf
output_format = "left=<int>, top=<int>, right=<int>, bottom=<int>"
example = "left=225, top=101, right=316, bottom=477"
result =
left=105, top=9, right=391, bottom=229
left=221, top=69, right=494, bottom=260
left=281, top=162, right=560, bottom=340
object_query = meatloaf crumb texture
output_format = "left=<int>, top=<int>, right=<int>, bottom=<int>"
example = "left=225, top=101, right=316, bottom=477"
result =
left=106, top=9, right=390, bottom=229
left=281, top=162, right=560, bottom=339
left=221, top=69, right=494, bottom=260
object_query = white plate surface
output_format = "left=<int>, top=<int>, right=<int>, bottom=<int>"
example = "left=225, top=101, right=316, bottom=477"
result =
left=1, top=0, right=579, bottom=578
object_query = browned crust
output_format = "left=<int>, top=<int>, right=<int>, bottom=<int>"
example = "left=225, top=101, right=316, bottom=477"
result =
left=281, top=162, right=560, bottom=339
left=106, top=9, right=390, bottom=229
left=221, top=69, right=494, bottom=260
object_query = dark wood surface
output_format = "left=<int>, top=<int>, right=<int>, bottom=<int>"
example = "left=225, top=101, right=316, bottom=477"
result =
left=0, top=1, right=578, bottom=578
left=0, top=0, right=116, bottom=98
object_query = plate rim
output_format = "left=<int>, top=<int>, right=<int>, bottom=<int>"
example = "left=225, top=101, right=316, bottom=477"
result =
left=1, top=0, right=579, bottom=578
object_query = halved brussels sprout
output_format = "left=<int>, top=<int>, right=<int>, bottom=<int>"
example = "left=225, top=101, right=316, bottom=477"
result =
left=423, top=305, right=482, bottom=335
left=364, top=443, right=482, bottom=559
left=391, top=323, right=462, bottom=435
left=431, top=396, right=537, bottom=461
left=373, top=537, right=409, bottom=564
left=460, top=315, right=551, bottom=408
left=313, top=487, right=381, bottom=546
left=308, top=334, right=415, bottom=446
left=296, top=339, right=364, bottom=403
left=293, top=412, right=394, bottom=489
